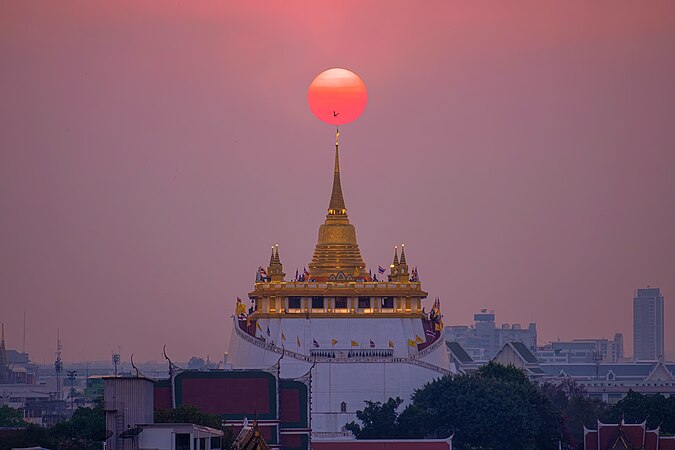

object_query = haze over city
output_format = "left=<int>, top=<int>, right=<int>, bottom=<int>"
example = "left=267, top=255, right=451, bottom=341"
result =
left=1, top=1, right=674, bottom=364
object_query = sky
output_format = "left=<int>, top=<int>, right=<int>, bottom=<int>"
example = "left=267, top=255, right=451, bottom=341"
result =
left=1, top=1, right=674, bottom=364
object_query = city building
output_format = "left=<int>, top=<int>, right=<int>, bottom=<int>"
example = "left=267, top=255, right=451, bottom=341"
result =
left=444, top=310, right=537, bottom=361
left=226, top=135, right=452, bottom=437
left=536, top=334, right=624, bottom=364
left=633, top=287, right=665, bottom=361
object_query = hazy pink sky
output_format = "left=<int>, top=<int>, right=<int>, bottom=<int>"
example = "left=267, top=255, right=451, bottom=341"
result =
left=1, top=2, right=674, bottom=364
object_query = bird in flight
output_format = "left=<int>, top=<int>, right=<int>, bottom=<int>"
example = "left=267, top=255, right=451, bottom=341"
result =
left=333, top=111, right=340, bottom=117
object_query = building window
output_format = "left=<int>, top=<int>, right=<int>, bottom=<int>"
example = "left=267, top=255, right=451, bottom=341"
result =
left=211, top=437, right=222, bottom=448
left=341, top=401, right=347, bottom=412
left=312, top=296, right=324, bottom=309
left=358, top=297, right=371, bottom=309
left=335, top=297, right=348, bottom=309
left=288, top=297, right=301, bottom=309
left=175, top=433, right=190, bottom=450
left=199, top=437, right=206, bottom=450
left=382, top=297, right=394, bottom=309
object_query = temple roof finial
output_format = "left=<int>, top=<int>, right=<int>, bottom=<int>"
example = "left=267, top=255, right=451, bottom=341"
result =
left=328, top=131, right=346, bottom=216
left=275, top=244, right=280, bottom=264
left=400, top=243, right=407, bottom=265
left=393, top=246, right=399, bottom=266
left=269, top=246, right=275, bottom=265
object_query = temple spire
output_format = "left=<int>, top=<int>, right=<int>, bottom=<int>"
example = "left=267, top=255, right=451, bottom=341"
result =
left=400, top=244, right=407, bottom=265
left=393, top=246, right=399, bottom=266
left=274, top=244, right=280, bottom=264
left=328, top=130, right=346, bottom=215
left=269, top=246, right=275, bottom=265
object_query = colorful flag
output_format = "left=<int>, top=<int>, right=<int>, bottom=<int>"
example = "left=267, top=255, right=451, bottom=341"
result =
left=415, top=335, right=424, bottom=343
left=236, top=297, right=247, bottom=316
left=281, top=332, right=286, bottom=342
left=389, top=340, right=395, bottom=349
left=296, top=336, right=301, bottom=347
left=369, top=340, right=375, bottom=348
left=256, top=322, right=263, bottom=331
left=313, top=339, right=320, bottom=348
left=407, top=339, right=417, bottom=347
left=378, top=266, right=386, bottom=274
left=331, top=339, right=338, bottom=346
left=434, top=323, right=442, bottom=332
left=351, top=340, right=359, bottom=347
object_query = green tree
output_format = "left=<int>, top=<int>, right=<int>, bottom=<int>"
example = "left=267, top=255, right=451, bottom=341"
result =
left=345, top=397, right=406, bottom=439
left=0, top=405, right=25, bottom=427
left=347, top=363, right=566, bottom=450
left=602, top=390, right=675, bottom=435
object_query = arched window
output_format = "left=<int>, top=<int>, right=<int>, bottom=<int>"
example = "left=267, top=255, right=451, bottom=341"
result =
left=340, top=402, right=347, bottom=413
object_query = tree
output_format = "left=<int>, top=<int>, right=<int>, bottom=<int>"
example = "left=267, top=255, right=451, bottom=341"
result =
left=0, top=405, right=25, bottom=427
left=602, top=390, right=675, bottom=435
left=345, top=398, right=405, bottom=439
left=347, top=363, right=566, bottom=450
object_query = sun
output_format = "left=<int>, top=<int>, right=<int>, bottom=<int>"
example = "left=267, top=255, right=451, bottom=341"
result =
left=308, top=68, right=367, bottom=126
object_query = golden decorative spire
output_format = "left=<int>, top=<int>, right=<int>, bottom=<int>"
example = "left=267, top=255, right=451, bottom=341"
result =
left=393, top=246, right=399, bottom=266
left=328, top=130, right=346, bottom=215
left=400, top=243, right=407, bottom=265
left=308, top=133, right=367, bottom=281
left=274, top=244, right=280, bottom=264
left=269, top=246, right=275, bottom=265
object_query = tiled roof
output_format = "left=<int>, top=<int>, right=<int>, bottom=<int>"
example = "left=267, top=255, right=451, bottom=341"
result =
left=510, top=342, right=539, bottom=364
left=540, top=363, right=656, bottom=379
left=446, top=342, right=474, bottom=363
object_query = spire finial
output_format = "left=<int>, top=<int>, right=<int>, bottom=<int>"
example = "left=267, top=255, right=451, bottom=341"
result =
left=400, top=243, right=407, bottom=265
left=275, top=244, right=280, bottom=263
left=269, top=246, right=275, bottom=265
left=327, top=133, right=346, bottom=215
left=393, top=246, right=399, bottom=266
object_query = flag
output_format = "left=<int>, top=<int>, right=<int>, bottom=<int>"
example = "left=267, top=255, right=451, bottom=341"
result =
left=313, top=339, right=320, bottom=348
left=256, top=322, right=263, bottom=331
left=295, top=269, right=299, bottom=281
left=378, top=266, right=386, bottom=274
left=266, top=325, right=271, bottom=337
left=296, top=336, right=301, bottom=347
left=408, top=339, right=417, bottom=347
left=258, top=266, right=267, bottom=277
left=281, top=332, right=286, bottom=342
left=236, top=297, right=247, bottom=316
left=389, top=340, right=395, bottom=349
left=331, top=339, right=338, bottom=346
left=415, top=335, right=424, bottom=343
left=351, top=340, right=359, bottom=347
left=434, top=323, right=442, bottom=332
left=369, top=340, right=375, bottom=348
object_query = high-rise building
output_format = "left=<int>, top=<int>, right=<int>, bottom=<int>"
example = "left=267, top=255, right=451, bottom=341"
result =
left=633, top=287, right=665, bottom=361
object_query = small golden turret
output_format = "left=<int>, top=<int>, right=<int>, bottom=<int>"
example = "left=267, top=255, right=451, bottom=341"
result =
left=397, top=243, right=409, bottom=282
left=267, top=244, right=285, bottom=282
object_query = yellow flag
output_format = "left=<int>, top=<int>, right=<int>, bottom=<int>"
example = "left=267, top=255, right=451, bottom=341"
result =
left=351, top=340, right=359, bottom=347
left=256, top=322, right=263, bottom=331
left=281, top=332, right=286, bottom=342
left=388, top=340, right=395, bottom=349
left=415, top=335, right=424, bottom=343
left=331, top=339, right=338, bottom=346
left=434, top=323, right=442, bottom=332
left=408, top=339, right=417, bottom=347
left=296, top=336, right=301, bottom=347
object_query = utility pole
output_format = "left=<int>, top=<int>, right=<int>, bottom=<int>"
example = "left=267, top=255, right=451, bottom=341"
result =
left=67, top=370, right=77, bottom=411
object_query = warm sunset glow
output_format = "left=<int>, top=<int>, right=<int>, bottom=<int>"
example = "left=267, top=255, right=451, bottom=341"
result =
left=308, top=68, right=367, bottom=125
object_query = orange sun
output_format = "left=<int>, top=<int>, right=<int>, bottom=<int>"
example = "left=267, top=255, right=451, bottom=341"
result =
left=308, top=68, right=367, bottom=126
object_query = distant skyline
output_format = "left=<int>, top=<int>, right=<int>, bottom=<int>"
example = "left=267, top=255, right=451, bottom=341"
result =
left=1, top=2, right=674, bottom=363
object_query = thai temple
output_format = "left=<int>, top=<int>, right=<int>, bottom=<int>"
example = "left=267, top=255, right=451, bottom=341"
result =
left=226, top=132, right=453, bottom=436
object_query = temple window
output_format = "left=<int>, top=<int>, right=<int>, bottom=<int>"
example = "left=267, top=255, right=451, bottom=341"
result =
left=288, top=297, right=301, bottom=310
left=358, top=297, right=371, bottom=310
left=382, top=297, right=394, bottom=309
left=312, top=296, right=324, bottom=309
left=335, top=297, right=348, bottom=309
